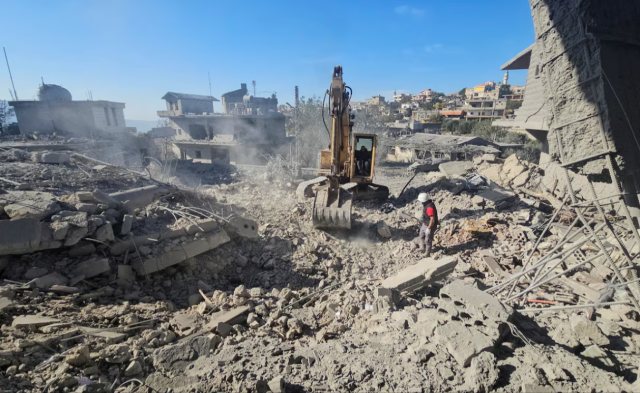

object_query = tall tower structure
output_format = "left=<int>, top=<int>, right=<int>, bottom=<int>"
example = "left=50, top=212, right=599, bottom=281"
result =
left=503, top=71, right=509, bottom=85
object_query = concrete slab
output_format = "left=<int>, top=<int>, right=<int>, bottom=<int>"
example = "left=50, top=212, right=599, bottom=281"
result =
left=34, top=272, right=69, bottom=289
left=475, top=187, right=516, bottom=204
left=439, top=161, right=473, bottom=177
left=381, top=256, right=457, bottom=293
left=0, top=218, right=42, bottom=256
left=12, top=315, right=60, bottom=329
left=4, top=200, right=61, bottom=220
left=206, top=305, right=251, bottom=331
left=109, top=185, right=170, bottom=209
left=440, top=281, right=514, bottom=323
left=70, top=258, right=110, bottom=279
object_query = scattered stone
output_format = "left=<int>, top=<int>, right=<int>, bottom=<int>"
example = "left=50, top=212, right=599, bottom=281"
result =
left=124, top=360, right=143, bottom=376
left=65, top=345, right=90, bottom=367
left=91, top=189, right=119, bottom=209
left=4, top=200, right=60, bottom=220
left=34, top=272, right=68, bottom=289
left=120, top=214, right=134, bottom=235
left=468, top=352, right=499, bottom=393
left=100, top=343, right=131, bottom=363
left=570, top=314, right=610, bottom=346
left=94, top=223, right=115, bottom=242
left=234, top=285, right=250, bottom=298
left=152, top=336, right=210, bottom=372
left=268, top=376, right=285, bottom=393
left=377, top=221, right=392, bottom=238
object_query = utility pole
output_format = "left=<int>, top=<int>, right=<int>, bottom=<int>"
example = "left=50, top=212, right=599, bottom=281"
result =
left=252, top=80, right=256, bottom=96
left=208, top=72, right=212, bottom=96
left=3, top=47, right=19, bottom=101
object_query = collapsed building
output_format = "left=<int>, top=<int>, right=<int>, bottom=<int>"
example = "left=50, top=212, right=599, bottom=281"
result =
left=386, top=134, right=502, bottom=163
left=158, top=87, right=289, bottom=165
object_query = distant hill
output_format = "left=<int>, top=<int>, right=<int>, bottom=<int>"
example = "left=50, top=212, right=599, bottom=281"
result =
left=125, top=119, right=158, bottom=133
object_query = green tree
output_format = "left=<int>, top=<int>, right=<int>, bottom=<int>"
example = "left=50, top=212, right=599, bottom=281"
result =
left=389, top=101, right=401, bottom=110
left=428, top=113, right=443, bottom=123
left=506, top=100, right=523, bottom=110
left=498, top=84, right=511, bottom=98
left=394, top=113, right=404, bottom=121
left=403, top=107, right=413, bottom=118
left=400, top=95, right=412, bottom=104
left=419, top=101, right=434, bottom=110
left=458, top=88, right=467, bottom=99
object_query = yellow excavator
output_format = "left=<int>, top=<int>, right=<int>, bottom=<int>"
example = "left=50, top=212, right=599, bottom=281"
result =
left=310, top=66, right=389, bottom=229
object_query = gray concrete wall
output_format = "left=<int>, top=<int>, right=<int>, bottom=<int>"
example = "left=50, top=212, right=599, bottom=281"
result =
left=530, top=0, right=640, bottom=208
left=11, top=101, right=126, bottom=136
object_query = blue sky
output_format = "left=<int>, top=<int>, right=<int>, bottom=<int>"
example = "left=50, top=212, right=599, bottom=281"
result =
left=2, top=0, right=534, bottom=122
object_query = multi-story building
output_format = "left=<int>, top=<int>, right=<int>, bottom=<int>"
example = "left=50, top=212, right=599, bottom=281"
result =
left=464, top=98, right=507, bottom=120
left=414, top=89, right=436, bottom=103
left=392, top=93, right=412, bottom=103
left=158, top=88, right=288, bottom=165
left=365, top=95, right=386, bottom=107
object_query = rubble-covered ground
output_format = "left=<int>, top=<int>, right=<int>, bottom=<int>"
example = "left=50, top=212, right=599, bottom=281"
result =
left=1, top=149, right=639, bottom=393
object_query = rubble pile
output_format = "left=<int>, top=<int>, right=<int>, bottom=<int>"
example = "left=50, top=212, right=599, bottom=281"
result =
left=0, top=150, right=639, bottom=392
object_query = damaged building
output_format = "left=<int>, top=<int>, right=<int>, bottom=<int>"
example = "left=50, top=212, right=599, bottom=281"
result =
left=158, top=87, right=288, bottom=165
left=9, top=84, right=127, bottom=137
left=386, top=133, right=501, bottom=163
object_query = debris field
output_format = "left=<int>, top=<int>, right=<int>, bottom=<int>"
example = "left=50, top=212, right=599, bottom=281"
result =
left=0, top=149, right=639, bottom=393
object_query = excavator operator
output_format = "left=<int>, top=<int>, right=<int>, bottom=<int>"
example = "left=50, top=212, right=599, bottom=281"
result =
left=356, top=145, right=372, bottom=176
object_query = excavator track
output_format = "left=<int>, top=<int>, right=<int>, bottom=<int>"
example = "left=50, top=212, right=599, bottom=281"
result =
left=312, top=184, right=352, bottom=229
left=342, top=182, right=390, bottom=201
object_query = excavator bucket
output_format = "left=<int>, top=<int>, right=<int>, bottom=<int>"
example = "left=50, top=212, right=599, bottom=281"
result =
left=312, top=180, right=352, bottom=229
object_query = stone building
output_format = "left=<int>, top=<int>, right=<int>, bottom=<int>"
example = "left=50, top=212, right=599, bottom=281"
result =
left=9, top=84, right=127, bottom=136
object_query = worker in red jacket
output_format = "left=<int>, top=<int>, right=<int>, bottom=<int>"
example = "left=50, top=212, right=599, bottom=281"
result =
left=418, top=192, right=438, bottom=256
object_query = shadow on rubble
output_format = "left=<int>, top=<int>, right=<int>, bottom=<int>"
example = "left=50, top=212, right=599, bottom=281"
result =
left=222, top=235, right=322, bottom=292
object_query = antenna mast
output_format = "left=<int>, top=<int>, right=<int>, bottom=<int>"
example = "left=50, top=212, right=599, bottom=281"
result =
left=252, top=80, right=256, bottom=96
left=3, top=47, right=19, bottom=101
left=208, top=72, right=212, bottom=96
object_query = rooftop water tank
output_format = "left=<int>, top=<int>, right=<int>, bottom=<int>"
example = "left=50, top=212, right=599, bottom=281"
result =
left=37, top=84, right=72, bottom=102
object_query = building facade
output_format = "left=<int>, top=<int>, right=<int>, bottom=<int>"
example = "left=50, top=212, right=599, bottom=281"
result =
left=464, top=98, right=507, bottom=120
left=9, top=84, right=127, bottom=136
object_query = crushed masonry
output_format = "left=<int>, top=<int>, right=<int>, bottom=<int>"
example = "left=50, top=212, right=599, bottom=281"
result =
left=0, top=135, right=638, bottom=393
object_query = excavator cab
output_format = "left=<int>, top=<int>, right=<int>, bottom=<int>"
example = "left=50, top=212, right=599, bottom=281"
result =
left=351, top=134, right=376, bottom=180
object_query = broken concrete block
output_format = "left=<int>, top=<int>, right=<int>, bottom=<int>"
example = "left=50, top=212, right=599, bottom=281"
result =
left=182, top=239, right=210, bottom=259
left=70, top=258, right=110, bottom=279
left=124, top=360, right=143, bottom=377
left=570, top=314, right=610, bottom=346
left=109, top=185, right=170, bottom=209
left=436, top=321, right=493, bottom=366
left=268, top=376, right=285, bottom=393
left=376, top=221, right=392, bottom=238
left=206, top=305, right=251, bottom=331
left=87, top=331, right=127, bottom=344
left=440, top=281, right=514, bottom=324
left=76, top=191, right=94, bottom=202
left=522, top=383, right=555, bottom=393
left=4, top=200, right=61, bottom=220
left=68, top=243, right=96, bottom=257
left=117, top=265, right=135, bottom=282
left=439, top=161, right=473, bottom=177
left=65, top=345, right=90, bottom=367
left=512, top=170, right=530, bottom=187
left=217, top=322, right=234, bottom=337
left=581, top=344, right=614, bottom=367
left=64, top=226, right=89, bottom=247
left=0, top=218, right=42, bottom=256
left=38, top=152, right=71, bottom=164
left=120, top=214, right=134, bottom=235
left=381, top=256, right=457, bottom=293
left=92, top=189, right=119, bottom=209
left=34, top=272, right=69, bottom=289
left=51, top=221, right=70, bottom=240
left=24, top=267, right=48, bottom=280
left=468, top=352, right=498, bottom=393
left=135, top=231, right=230, bottom=275
left=94, top=223, right=115, bottom=242
left=0, top=298, right=14, bottom=313
left=75, top=203, right=98, bottom=215
left=12, top=315, right=60, bottom=329
left=475, top=188, right=516, bottom=204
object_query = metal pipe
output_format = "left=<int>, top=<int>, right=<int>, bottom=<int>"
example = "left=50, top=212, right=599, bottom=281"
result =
left=505, top=251, right=605, bottom=302
left=505, top=196, right=568, bottom=298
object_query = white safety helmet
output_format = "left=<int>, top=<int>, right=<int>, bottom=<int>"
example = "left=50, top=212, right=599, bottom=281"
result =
left=418, top=193, right=429, bottom=203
